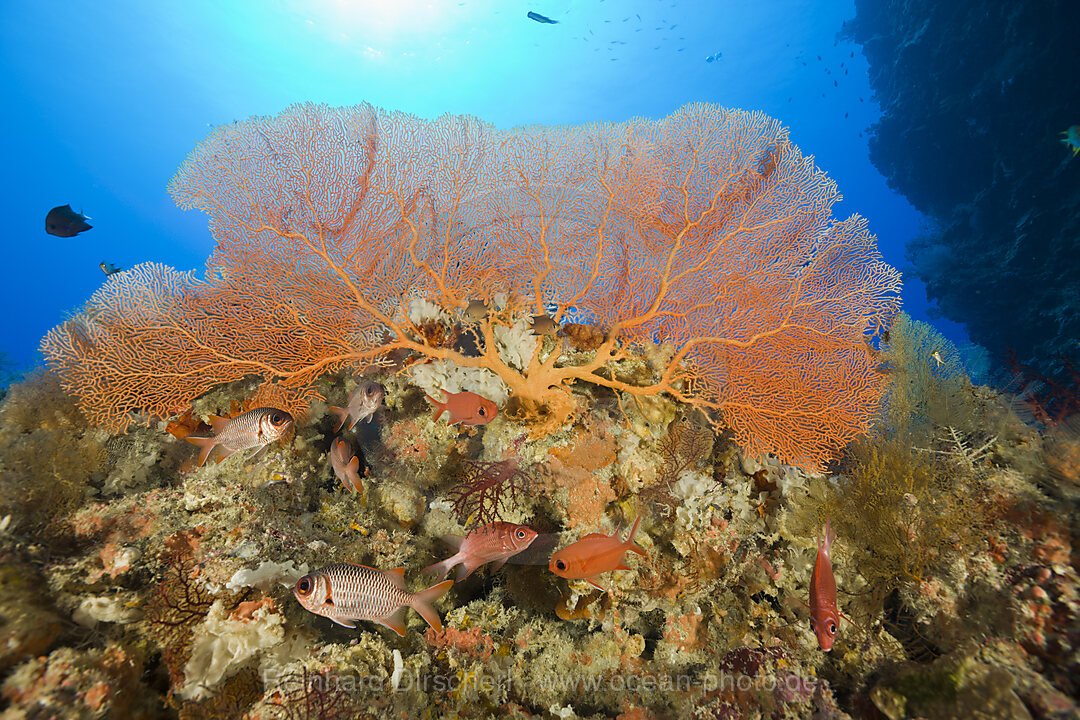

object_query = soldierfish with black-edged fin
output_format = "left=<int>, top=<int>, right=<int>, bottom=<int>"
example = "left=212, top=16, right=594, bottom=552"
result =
left=549, top=515, right=646, bottom=592
left=426, top=389, right=497, bottom=426
left=423, top=522, right=539, bottom=581
left=293, top=563, right=454, bottom=636
left=328, top=380, right=385, bottom=432
left=185, top=407, right=293, bottom=467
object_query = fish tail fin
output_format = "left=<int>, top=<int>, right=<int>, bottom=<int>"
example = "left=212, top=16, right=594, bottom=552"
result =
left=421, top=554, right=459, bottom=580
left=328, top=405, right=350, bottom=433
left=411, top=580, right=454, bottom=632
left=456, top=557, right=484, bottom=581
left=426, top=394, right=445, bottom=422
left=822, top=516, right=836, bottom=556
left=185, top=436, right=217, bottom=467
left=624, top=514, right=646, bottom=555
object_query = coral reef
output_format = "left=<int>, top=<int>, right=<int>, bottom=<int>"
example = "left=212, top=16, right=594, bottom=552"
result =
left=0, top=103, right=1076, bottom=719
left=0, top=340, right=1077, bottom=718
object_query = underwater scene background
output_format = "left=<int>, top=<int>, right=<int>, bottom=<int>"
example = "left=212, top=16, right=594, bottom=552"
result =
left=0, top=1, right=1078, bottom=719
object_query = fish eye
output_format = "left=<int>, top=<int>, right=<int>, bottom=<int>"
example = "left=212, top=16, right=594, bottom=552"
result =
left=555, top=559, right=566, bottom=571
left=271, top=412, right=285, bottom=425
left=516, top=529, right=526, bottom=539
left=809, top=618, right=816, bottom=629
left=478, top=407, right=487, bottom=417
left=828, top=621, right=837, bottom=634
left=296, top=577, right=312, bottom=595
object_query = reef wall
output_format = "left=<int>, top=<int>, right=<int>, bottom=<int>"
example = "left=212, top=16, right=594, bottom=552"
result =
left=848, top=0, right=1080, bottom=380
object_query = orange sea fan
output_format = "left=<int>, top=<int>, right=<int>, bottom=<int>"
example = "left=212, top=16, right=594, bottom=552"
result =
left=40, top=101, right=901, bottom=471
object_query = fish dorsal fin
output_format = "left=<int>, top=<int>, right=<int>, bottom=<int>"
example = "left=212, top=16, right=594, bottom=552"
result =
left=379, top=607, right=407, bottom=637
left=348, top=456, right=359, bottom=471
left=440, top=534, right=464, bottom=551
left=345, top=562, right=377, bottom=572
left=208, top=415, right=231, bottom=434
left=384, top=567, right=406, bottom=589
left=582, top=532, right=607, bottom=540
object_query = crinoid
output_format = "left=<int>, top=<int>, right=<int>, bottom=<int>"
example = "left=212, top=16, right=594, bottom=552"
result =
left=445, top=458, right=533, bottom=528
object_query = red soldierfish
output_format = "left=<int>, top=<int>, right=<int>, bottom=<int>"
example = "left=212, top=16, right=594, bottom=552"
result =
left=293, top=563, right=454, bottom=636
left=426, top=389, right=498, bottom=425
left=423, top=522, right=539, bottom=581
left=329, top=381, right=385, bottom=432
left=810, top=517, right=840, bottom=651
left=185, top=407, right=293, bottom=467
left=549, top=516, right=646, bottom=591
left=329, top=437, right=362, bottom=493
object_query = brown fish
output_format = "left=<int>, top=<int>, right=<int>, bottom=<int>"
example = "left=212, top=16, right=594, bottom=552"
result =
left=531, top=314, right=558, bottom=337
left=293, top=563, right=454, bottom=636
left=463, top=299, right=489, bottom=321
left=185, top=407, right=293, bottom=467
left=423, top=522, right=539, bottom=580
left=328, top=381, right=385, bottom=432
left=46, top=204, right=92, bottom=237
left=426, top=389, right=497, bottom=425
left=329, top=437, right=363, bottom=493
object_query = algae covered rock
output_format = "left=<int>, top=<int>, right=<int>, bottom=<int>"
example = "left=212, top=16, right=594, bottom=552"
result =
left=869, top=647, right=1032, bottom=720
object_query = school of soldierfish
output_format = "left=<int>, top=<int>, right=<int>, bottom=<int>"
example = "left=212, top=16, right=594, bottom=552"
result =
left=183, top=379, right=840, bottom=649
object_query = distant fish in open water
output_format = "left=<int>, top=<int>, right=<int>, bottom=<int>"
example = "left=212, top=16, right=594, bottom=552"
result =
left=100, top=261, right=123, bottom=276
left=527, top=10, right=558, bottom=24
left=45, top=204, right=92, bottom=237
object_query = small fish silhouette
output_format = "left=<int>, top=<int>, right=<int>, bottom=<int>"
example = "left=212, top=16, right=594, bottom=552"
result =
left=45, top=204, right=92, bottom=237
left=100, top=261, right=123, bottom=276
left=527, top=10, right=557, bottom=24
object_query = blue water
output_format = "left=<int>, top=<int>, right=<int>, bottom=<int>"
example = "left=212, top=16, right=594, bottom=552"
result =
left=0, top=0, right=968, bottom=372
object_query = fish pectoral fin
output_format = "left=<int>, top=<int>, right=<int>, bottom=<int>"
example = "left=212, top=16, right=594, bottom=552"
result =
left=378, top=608, right=408, bottom=637
left=329, top=617, right=357, bottom=629
left=490, top=558, right=508, bottom=572
left=585, top=578, right=609, bottom=592
left=328, top=405, right=349, bottom=433
left=215, top=446, right=237, bottom=464
left=244, top=443, right=270, bottom=462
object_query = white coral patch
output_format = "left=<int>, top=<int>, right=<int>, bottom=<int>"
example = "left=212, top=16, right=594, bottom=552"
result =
left=179, top=599, right=285, bottom=700
left=408, top=359, right=509, bottom=406
left=72, top=596, right=141, bottom=627
left=493, top=318, right=539, bottom=371
left=405, top=297, right=452, bottom=325
left=226, top=560, right=309, bottom=592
